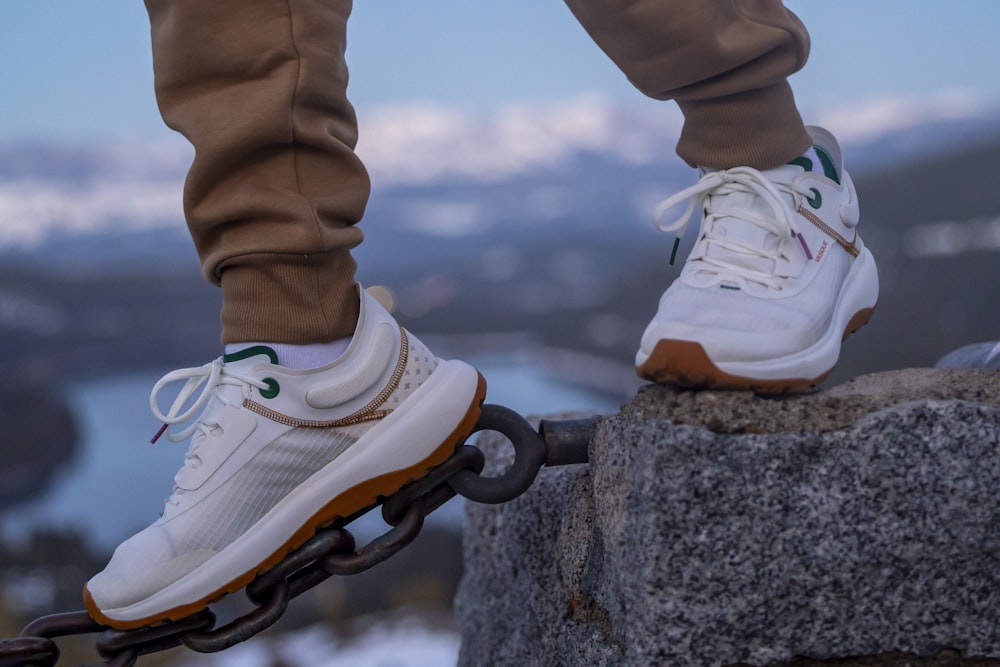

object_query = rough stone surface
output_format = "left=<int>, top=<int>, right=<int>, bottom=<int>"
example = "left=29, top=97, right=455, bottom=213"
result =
left=455, top=369, right=1000, bottom=667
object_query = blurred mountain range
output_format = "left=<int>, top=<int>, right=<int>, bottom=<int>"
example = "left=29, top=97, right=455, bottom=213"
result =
left=1, top=98, right=1000, bottom=391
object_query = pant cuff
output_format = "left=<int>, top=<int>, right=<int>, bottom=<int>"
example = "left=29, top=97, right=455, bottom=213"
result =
left=676, top=81, right=812, bottom=170
left=220, top=251, right=360, bottom=344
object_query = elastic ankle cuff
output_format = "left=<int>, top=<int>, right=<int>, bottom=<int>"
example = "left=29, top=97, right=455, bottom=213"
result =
left=676, top=81, right=812, bottom=170
left=219, top=252, right=359, bottom=344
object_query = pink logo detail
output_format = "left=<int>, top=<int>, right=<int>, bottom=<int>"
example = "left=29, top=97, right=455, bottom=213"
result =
left=814, top=240, right=829, bottom=262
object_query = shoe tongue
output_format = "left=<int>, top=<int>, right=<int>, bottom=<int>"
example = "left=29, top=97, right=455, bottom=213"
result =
left=703, top=215, right=780, bottom=277
left=702, top=191, right=784, bottom=278
left=766, top=161, right=809, bottom=184
left=697, top=161, right=806, bottom=279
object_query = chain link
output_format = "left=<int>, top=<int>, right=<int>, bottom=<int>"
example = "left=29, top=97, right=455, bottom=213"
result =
left=2, top=406, right=597, bottom=667
left=0, top=637, right=59, bottom=667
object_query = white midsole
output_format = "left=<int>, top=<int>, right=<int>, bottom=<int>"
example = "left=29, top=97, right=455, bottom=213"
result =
left=101, top=359, right=482, bottom=622
left=714, top=247, right=879, bottom=380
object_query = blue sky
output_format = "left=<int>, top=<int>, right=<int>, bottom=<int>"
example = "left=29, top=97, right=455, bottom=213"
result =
left=1, top=1, right=999, bottom=141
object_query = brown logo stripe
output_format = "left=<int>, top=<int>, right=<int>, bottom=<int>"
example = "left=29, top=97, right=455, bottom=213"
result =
left=798, top=206, right=860, bottom=258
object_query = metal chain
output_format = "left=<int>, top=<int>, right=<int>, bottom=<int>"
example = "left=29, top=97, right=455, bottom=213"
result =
left=0, top=406, right=598, bottom=667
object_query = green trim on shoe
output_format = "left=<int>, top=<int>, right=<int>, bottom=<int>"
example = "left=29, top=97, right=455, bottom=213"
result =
left=788, top=148, right=840, bottom=186
left=815, top=146, right=841, bottom=184
left=787, top=156, right=813, bottom=172
left=223, top=345, right=279, bottom=365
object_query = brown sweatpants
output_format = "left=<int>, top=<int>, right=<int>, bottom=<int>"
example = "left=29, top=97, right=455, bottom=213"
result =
left=143, top=0, right=812, bottom=345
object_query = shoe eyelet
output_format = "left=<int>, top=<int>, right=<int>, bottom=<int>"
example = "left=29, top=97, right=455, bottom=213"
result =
left=259, top=378, right=280, bottom=399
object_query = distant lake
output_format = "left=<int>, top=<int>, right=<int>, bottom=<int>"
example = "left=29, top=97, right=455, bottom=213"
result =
left=1, top=353, right=626, bottom=551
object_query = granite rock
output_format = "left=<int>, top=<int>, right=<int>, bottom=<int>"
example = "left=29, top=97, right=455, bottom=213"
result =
left=456, top=369, right=1000, bottom=666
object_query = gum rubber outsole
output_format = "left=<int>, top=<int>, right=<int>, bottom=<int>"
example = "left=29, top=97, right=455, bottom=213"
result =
left=83, top=372, right=488, bottom=630
left=636, top=307, right=876, bottom=394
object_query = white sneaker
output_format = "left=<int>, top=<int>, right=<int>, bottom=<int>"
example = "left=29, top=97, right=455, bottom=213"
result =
left=636, top=127, right=878, bottom=392
left=84, top=286, right=486, bottom=628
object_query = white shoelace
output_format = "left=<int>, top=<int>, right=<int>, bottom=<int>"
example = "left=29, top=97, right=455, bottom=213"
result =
left=147, top=360, right=272, bottom=507
left=149, top=358, right=270, bottom=444
left=652, top=167, right=815, bottom=287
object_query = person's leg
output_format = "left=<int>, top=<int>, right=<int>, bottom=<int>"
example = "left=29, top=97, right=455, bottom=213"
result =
left=85, top=0, right=485, bottom=628
left=147, top=0, right=364, bottom=345
left=566, top=0, right=879, bottom=391
left=564, top=0, right=812, bottom=169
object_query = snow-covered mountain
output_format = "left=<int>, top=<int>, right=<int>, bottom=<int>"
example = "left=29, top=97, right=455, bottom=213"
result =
left=1, top=91, right=996, bottom=261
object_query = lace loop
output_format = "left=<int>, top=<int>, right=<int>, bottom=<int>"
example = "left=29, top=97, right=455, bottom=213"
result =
left=651, top=167, right=814, bottom=283
left=150, top=358, right=269, bottom=443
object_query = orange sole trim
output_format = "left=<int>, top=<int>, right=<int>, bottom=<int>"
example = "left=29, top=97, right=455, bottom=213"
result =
left=636, top=306, right=876, bottom=394
left=84, top=373, right=488, bottom=630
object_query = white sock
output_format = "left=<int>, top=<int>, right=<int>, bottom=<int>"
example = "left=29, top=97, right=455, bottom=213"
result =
left=225, top=338, right=352, bottom=370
